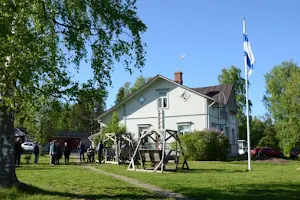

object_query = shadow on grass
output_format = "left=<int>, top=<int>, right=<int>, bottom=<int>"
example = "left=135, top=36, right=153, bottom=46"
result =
left=15, top=162, right=82, bottom=171
left=16, top=183, right=163, bottom=200
left=175, top=183, right=300, bottom=200
left=186, top=168, right=246, bottom=173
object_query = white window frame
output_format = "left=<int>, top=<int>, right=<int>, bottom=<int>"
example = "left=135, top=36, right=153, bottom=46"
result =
left=177, top=122, right=192, bottom=134
left=157, top=90, right=168, bottom=109
left=137, top=124, right=151, bottom=143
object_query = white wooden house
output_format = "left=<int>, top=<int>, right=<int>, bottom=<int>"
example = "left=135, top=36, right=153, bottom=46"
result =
left=98, top=72, right=239, bottom=155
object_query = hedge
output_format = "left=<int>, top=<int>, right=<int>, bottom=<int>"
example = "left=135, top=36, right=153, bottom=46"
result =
left=179, top=129, right=230, bottom=161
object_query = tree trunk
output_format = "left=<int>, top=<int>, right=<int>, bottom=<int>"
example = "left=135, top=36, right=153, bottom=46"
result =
left=0, top=103, right=18, bottom=187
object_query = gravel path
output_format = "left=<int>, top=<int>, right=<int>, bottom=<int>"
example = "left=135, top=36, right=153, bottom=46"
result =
left=72, top=154, right=191, bottom=200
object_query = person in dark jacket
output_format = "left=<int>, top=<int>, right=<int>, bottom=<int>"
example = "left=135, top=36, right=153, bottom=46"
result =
left=56, top=142, right=62, bottom=164
left=15, top=137, right=22, bottom=166
left=64, top=142, right=71, bottom=164
left=97, top=141, right=103, bottom=164
left=33, top=142, right=40, bottom=164
left=77, top=141, right=85, bottom=162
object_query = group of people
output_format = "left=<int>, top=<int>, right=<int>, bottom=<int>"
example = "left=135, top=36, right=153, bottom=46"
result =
left=49, top=140, right=71, bottom=165
left=76, top=141, right=103, bottom=164
left=15, top=137, right=40, bottom=166
left=14, top=137, right=104, bottom=166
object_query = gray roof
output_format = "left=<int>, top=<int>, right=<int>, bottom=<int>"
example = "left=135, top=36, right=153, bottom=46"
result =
left=190, top=84, right=233, bottom=105
left=14, top=128, right=25, bottom=136
left=55, top=131, right=90, bottom=138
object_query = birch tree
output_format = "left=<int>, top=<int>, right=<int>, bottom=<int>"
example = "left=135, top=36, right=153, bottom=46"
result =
left=0, top=0, right=146, bottom=187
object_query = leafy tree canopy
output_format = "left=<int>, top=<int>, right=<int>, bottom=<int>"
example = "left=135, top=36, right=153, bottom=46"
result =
left=115, top=75, right=151, bottom=104
left=263, top=61, right=300, bottom=153
left=0, top=0, right=147, bottom=187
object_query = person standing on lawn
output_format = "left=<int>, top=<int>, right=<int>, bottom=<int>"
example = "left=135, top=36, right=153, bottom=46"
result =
left=64, top=142, right=71, bottom=164
left=15, top=137, right=22, bottom=167
left=56, top=142, right=62, bottom=164
left=49, top=140, right=57, bottom=165
left=97, top=141, right=103, bottom=164
left=33, top=142, right=40, bottom=164
left=77, top=141, right=85, bottom=162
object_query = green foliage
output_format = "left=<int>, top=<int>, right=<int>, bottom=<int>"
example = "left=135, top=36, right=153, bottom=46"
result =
left=179, top=129, right=230, bottom=161
left=257, top=135, right=279, bottom=150
left=0, top=0, right=147, bottom=187
left=103, top=112, right=126, bottom=134
left=218, top=66, right=252, bottom=124
left=115, top=75, right=152, bottom=104
left=1, top=0, right=146, bottom=131
left=101, top=112, right=126, bottom=146
left=250, top=116, right=267, bottom=147
left=218, top=66, right=252, bottom=140
left=263, top=61, right=300, bottom=153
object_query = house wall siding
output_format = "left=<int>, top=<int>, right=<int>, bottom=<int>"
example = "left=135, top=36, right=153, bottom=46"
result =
left=207, top=101, right=238, bottom=155
left=102, top=78, right=207, bottom=140
left=101, top=77, right=238, bottom=155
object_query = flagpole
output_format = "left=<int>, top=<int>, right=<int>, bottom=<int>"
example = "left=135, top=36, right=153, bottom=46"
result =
left=243, top=18, right=251, bottom=171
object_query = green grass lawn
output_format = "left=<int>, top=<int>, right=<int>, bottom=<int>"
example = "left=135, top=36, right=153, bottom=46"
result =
left=0, top=156, right=171, bottom=200
left=92, top=159, right=300, bottom=200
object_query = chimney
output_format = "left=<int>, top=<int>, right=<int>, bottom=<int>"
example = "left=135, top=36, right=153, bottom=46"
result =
left=174, top=71, right=183, bottom=85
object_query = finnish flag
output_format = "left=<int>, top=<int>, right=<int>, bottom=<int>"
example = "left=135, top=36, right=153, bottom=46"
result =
left=243, top=20, right=255, bottom=77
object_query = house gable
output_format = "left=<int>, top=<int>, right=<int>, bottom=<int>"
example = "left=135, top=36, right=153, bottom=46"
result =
left=98, top=75, right=216, bottom=120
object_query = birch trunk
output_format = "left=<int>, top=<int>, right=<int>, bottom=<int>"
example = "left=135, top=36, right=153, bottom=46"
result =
left=0, top=103, right=18, bottom=187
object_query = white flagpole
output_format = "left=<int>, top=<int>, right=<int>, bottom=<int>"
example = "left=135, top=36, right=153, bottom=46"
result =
left=243, top=18, right=251, bottom=171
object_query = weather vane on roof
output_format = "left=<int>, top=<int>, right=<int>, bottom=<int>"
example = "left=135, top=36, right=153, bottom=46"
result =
left=178, top=54, right=186, bottom=72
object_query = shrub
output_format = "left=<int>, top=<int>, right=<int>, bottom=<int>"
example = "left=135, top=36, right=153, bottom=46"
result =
left=179, top=129, right=230, bottom=161
left=99, top=112, right=127, bottom=147
left=257, top=135, right=279, bottom=150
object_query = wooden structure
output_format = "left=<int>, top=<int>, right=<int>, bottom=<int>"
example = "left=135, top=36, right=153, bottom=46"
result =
left=127, top=129, right=189, bottom=173
left=102, top=133, right=135, bottom=165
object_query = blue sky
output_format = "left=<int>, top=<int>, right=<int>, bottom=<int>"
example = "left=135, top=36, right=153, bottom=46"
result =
left=74, top=0, right=300, bottom=117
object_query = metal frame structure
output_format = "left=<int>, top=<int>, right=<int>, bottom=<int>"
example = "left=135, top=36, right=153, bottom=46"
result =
left=127, top=129, right=189, bottom=173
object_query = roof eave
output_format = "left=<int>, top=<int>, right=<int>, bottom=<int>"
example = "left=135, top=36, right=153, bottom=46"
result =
left=98, top=75, right=221, bottom=119
left=98, top=75, right=161, bottom=119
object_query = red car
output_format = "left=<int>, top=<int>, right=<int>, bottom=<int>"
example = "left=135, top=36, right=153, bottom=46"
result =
left=258, top=147, right=282, bottom=158
left=290, top=148, right=300, bottom=158
left=250, top=148, right=261, bottom=156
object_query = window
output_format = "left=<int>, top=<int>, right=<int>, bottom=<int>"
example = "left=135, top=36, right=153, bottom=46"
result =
left=137, top=95, right=146, bottom=104
left=231, top=129, right=235, bottom=144
left=211, top=123, right=217, bottom=129
left=220, top=108, right=225, bottom=119
left=226, top=127, right=229, bottom=136
left=157, top=91, right=168, bottom=108
left=180, top=90, right=191, bottom=101
left=220, top=125, right=224, bottom=132
left=177, top=123, right=191, bottom=134
left=138, top=125, right=150, bottom=143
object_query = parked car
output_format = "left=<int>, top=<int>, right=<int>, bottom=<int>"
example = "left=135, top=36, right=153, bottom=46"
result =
left=21, top=142, right=35, bottom=151
left=258, top=147, right=283, bottom=158
left=250, top=148, right=261, bottom=156
left=290, top=147, right=300, bottom=159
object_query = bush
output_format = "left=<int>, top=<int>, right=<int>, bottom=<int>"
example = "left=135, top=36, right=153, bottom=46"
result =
left=257, top=135, right=279, bottom=150
left=179, top=129, right=230, bottom=161
left=98, top=112, right=127, bottom=147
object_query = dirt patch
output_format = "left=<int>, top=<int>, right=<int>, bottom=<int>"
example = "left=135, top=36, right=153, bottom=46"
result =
left=255, top=158, right=290, bottom=164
